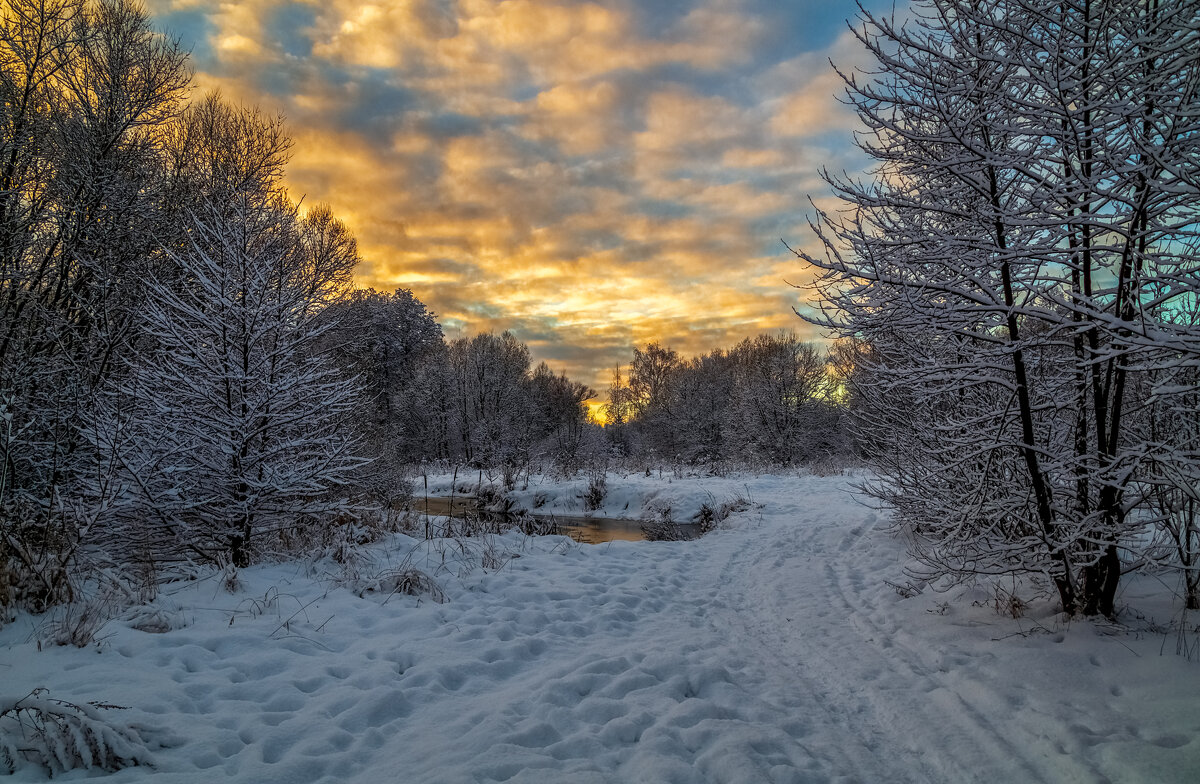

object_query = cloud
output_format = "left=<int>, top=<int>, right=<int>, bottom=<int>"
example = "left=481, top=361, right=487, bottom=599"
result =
left=146, top=0, right=893, bottom=392
left=769, top=70, right=855, bottom=138
left=523, top=80, right=629, bottom=156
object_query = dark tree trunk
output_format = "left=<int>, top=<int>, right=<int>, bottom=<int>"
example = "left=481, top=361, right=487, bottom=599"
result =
left=230, top=527, right=251, bottom=569
left=1081, top=543, right=1121, bottom=617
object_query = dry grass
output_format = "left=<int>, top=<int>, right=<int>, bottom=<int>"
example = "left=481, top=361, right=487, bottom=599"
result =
left=0, top=690, right=152, bottom=775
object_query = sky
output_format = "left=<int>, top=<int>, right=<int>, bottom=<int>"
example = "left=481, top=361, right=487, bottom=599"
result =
left=146, top=0, right=894, bottom=396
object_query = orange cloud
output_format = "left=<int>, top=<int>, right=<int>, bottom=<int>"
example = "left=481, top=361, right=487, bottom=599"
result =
left=148, top=0, right=874, bottom=392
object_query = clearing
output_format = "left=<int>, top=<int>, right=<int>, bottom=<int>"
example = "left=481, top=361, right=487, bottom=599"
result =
left=2, top=472, right=1198, bottom=782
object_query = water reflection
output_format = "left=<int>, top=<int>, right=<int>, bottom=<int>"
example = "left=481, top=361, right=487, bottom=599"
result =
left=414, top=496, right=692, bottom=544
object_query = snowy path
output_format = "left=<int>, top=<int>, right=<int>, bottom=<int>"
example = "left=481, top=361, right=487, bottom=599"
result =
left=711, top=495, right=1058, bottom=784
left=3, top=474, right=1198, bottom=782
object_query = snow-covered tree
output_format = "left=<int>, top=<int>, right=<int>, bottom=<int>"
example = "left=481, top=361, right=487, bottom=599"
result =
left=602, top=336, right=848, bottom=468
left=527, top=362, right=594, bottom=474
left=672, top=350, right=733, bottom=465
left=162, top=91, right=291, bottom=208
left=117, top=197, right=358, bottom=567
left=627, top=342, right=681, bottom=458
left=796, top=0, right=1200, bottom=616
left=313, top=287, right=443, bottom=499
left=446, top=331, right=535, bottom=470
left=602, top=364, right=634, bottom=455
left=1139, top=357, right=1200, bottom=610
left=0, top=0, right=188, bottom=606
left=727, top=334, right=830, bottom=465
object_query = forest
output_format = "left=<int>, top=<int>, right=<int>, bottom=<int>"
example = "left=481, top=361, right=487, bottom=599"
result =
left=0, top=0, right=851, bottom=616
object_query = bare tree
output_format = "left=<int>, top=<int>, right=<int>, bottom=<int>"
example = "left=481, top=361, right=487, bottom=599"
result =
left=727, top=334, right=829, bottom=465
left=672, top=350, right=733, bottom=465
left=313, top=287, right=443, bottom=500
left=602, top=363, right=633, bottom=456
left=795, top=0, right=1200, bottom=616
left=627, top=342, right=681, bottom=459
left=528, top=362, right=594, bottom=474
left=0, top=0, right=188, bottom=608
left=445, top=332, right=535, bottom=471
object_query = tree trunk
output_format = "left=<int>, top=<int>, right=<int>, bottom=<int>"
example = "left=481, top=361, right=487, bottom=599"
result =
left=1081, top=543, right=1121, bottom=617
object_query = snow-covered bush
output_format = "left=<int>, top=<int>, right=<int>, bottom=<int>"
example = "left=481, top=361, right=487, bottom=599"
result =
left=37, top=599, right=112, bottom=649
left=0, top=690, right=152, bottom=775
left=697, top=492, right=750, bottom=534
left=355, top=568, right=447, bottom=605
left=641, top=502, right=689, bottom=541
left=580, top=471, right=607, bottom=512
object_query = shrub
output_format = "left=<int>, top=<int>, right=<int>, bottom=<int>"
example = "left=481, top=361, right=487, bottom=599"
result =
left=580, top=474, right=607, bottom=512
left=695, top=492, right=751, bottom=533
left=356, top=568, right=447, bottom=604
left=0, top=690, right=152, bottom=775
left=641, top=503, right=690, bottom=541
left=37, top=600, right=111, bottom=649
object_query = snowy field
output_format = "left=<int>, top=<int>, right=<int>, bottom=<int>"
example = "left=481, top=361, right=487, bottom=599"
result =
left=2, top=472, right=1198, bottom=782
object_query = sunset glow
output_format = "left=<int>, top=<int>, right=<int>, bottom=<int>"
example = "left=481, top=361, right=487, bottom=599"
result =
left=149, top=0, right=884, bottom=391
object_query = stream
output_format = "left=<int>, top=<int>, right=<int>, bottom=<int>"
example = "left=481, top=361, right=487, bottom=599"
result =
left=413, top=496, right=699, bottom=544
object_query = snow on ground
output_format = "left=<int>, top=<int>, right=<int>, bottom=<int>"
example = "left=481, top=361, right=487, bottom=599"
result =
left=2, top=473, right=1198, bottom=782
left=419, top=466, right=753, bottom=523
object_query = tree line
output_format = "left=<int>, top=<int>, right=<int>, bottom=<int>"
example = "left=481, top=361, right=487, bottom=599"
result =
left=603, top=334, right=850, bottom=468
left=315, top=296, right=596, bottom=488
left=798, top=0, right=1200, bottom=617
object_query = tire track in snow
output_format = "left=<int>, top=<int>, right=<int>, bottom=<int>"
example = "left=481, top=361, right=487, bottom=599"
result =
left=698, top=513, right=899, bottom=783
left=706, top=495, right=1056, bottom=784
left=819, top=544, right=1053, bottom=783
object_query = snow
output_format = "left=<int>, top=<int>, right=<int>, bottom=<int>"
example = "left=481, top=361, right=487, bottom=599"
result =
left=420, top=467, right=745, bottom=523
left=2, top=472, right=1198, bottom=782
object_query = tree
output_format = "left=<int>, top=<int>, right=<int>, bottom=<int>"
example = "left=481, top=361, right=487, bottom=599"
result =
left=796, top=0, right=1200, bottom=616
left=99, top=196, right=360, bottom=568
left=727, top=334, right=829, bottom=465
left=0, top=0, right=188, bottom=607
left=446, top=331, right=534, bottom=469
left=602, top=363, right=633, bottom=455
left=602, top=336, right=848, bottom=468
left=528, top=362, right=594, bottom=474
left=1140, top=356, right=1200, bottom=609
left=162, top=91, right=291, bottom=207
left=313, top=287, right=443, bottom=498
left=627, top=342, right=681, bottom=458
left=672, top=350, right=733, bottom=465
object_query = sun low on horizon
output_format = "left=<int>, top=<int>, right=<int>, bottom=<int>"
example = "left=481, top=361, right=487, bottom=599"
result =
left=147, top=0, right=892, bottom=394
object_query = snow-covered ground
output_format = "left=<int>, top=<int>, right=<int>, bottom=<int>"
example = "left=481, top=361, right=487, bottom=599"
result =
left=419, top=467, right=751, bottom=523
left=2, top=472, right=1198, bottom=782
